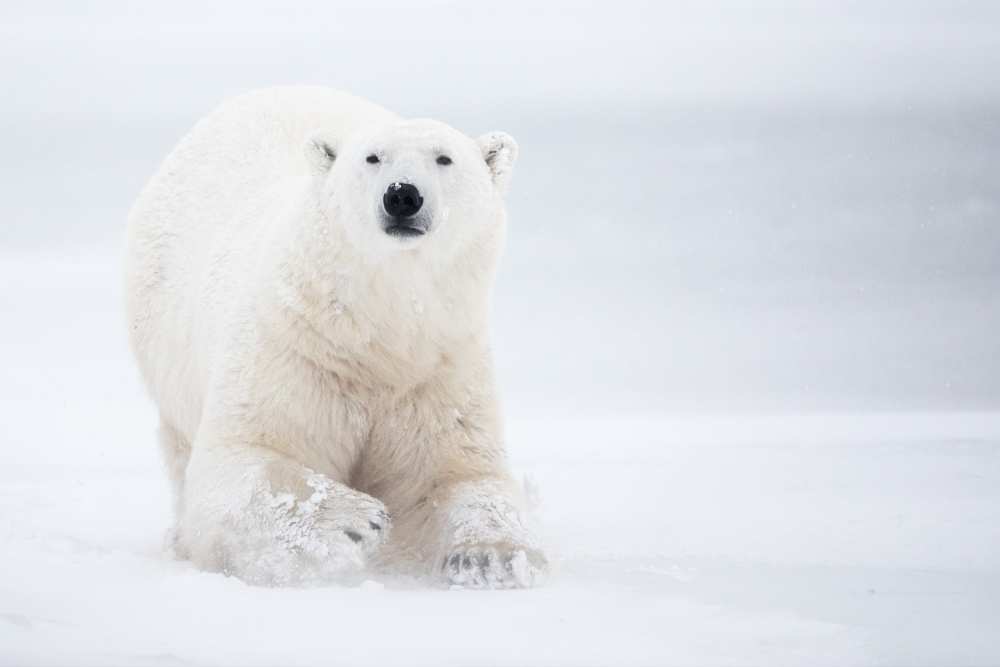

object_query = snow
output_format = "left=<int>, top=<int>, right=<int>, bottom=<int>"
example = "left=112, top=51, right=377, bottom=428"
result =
left=1, top=255, right=998, bottom=666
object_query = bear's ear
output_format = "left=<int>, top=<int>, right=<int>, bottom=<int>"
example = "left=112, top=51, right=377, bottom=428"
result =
left=306, top=134, right=337, bottom=172
left=477, top=131, right=518, bottom=193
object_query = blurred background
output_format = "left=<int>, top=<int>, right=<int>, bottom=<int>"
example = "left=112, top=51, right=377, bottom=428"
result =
left=2, top=0, right=998, bottom=417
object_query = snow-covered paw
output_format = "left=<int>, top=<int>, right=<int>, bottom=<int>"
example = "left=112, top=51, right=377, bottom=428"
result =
left=442, top=543, right=547, bottom=589
left=304, top=474, right=391, bottom=558
left=317, top=496, right=390, bottom=557
left=253, top=473, right=391, bottom=583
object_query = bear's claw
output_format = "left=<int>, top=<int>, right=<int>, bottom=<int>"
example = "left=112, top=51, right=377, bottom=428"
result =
left=310, top=484, right=391, bottom=558
left=442, top=543, right=547, bottom=589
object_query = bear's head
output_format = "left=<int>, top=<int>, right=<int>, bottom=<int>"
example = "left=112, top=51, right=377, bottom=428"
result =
left=306, top=119, right=517, bottom=263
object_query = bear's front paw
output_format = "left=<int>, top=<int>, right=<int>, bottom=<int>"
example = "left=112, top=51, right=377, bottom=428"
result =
left=442, top=542, right=547, bottom=589
left=316, top=484, right=390, bottom=558
left=262, top=473, right=391, bottom=581
left=304, top=475, right=391, bottom=559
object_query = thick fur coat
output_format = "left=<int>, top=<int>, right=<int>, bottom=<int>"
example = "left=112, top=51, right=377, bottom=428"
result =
left=125, top=86, right=545, bottom=587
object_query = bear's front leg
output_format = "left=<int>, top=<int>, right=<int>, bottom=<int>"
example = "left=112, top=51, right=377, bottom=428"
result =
left=432, top=478, right=547, bottom=589
left=180, top=443, right=390, bottom=586
left=367, top=355, right=547, bottom=588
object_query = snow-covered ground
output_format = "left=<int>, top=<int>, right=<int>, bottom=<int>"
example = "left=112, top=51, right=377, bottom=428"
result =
left=1, top=255, right=998, bottom=666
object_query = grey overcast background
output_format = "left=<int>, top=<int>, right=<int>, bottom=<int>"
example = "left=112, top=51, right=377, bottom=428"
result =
left=2, top=0, right=999, bottom=415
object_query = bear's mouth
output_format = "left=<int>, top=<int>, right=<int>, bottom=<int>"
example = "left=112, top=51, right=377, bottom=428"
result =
left=381, top=213, right=430, bottom=239
left=384, top=224, right=426, bottom=238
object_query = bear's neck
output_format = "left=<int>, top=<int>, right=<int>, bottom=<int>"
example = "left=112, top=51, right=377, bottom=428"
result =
left=264, top=234, right=496, bottom=393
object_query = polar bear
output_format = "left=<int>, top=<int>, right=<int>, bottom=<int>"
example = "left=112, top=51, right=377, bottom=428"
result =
left=125, top=86, right=546, bottom=588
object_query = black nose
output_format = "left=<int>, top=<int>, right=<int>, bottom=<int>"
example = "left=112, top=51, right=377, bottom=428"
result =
left=383, top=182, right=423, bottom=218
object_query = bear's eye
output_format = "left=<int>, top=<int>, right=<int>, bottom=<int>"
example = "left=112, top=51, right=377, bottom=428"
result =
left=366, top=154, right=380, bottom=164
left=436, top=155, right=452, bottom=166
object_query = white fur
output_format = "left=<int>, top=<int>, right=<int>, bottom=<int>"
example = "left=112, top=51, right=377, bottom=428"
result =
left=125, top=86, right=545, bottom=587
